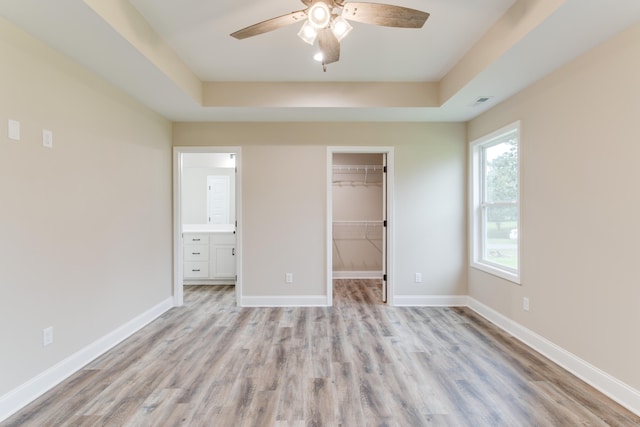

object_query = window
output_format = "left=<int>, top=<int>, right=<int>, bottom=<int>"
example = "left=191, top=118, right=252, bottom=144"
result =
left=470, top=122, right=520, bottom=283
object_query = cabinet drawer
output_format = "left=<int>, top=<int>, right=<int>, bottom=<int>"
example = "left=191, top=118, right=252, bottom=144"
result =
left=211, top=232, right=235, bottom=245
left=184, top=245, right=209, bottom=261
left=183, top=233, right=209, bottom=245
left=184, top=262, right=209, bottom=278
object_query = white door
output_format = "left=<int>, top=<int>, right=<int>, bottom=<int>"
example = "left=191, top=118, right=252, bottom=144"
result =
left=381, top=154, right=388, bottom=303
left=207, top=175, right=230, bottom=224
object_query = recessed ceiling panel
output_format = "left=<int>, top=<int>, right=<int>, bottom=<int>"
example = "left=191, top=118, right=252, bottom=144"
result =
left=128, top=0, right=516, bottom=81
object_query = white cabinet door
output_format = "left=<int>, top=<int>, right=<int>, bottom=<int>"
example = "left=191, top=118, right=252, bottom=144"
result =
left=213, top=244, right=235, bottom=279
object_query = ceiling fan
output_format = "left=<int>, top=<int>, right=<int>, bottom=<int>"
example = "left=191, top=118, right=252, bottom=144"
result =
left=230, top=0, right=430, bottom=71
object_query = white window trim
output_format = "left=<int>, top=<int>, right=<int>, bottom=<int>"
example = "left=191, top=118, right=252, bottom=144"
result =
left=469, top=121, right=521, bottom=284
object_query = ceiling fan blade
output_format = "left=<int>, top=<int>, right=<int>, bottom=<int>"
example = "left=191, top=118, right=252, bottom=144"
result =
left=318, top=28, right=340, bottom=64
left=341, top=2, right=429, bottom=28
left=230, top=10, right=307, bottom=39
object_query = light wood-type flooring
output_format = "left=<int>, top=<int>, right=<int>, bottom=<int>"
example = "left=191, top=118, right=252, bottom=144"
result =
left=3, top=280, right=640, bottom=426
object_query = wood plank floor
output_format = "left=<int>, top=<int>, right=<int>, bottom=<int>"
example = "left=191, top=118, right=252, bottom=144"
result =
left=3, top=280, right=639, bottom=426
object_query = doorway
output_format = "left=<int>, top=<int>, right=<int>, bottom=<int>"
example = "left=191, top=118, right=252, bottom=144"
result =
left=173, top=147, right=242, bottom=307
left=327, top=147, right=394, bottom=306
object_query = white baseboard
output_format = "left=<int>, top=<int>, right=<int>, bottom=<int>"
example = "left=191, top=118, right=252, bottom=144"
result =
left=0, top=297, right=174, bottom=423
left=393, top=295, right=469, bottom=307
left=332, top=271, right=383, bottom=279
left=241, top=295, right=329, bottom=307
left=467, top=297, right=640, bottom=417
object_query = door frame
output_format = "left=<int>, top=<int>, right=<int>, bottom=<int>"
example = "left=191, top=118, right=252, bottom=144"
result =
left=173, top=146, right=242, bottom=307
left=327, top=146, right=395, bottom=306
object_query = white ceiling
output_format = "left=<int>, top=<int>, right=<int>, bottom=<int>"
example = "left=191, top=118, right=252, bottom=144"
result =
left=128, top=0, right=515, bottom=82
left=2, top=0, right=640, bottom=122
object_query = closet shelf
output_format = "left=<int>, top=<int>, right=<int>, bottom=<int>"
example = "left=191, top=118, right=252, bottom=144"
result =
left=332, top=221, right=383, bottom=261
left=332, top=221, right=384, bottom=241
left=333, top=220, right=384, bottom=225
left=333, top=165, right=384, bottom=173
left=332, top=164, right=384, bottom=185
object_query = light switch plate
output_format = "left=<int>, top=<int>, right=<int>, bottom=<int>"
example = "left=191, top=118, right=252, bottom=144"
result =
left=8, top=119, right=20, bottom=141
left=42, top=129, right=53, bottom=148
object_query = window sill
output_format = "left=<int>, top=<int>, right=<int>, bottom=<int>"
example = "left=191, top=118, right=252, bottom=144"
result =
left=471, top=262, right=521, bottom=285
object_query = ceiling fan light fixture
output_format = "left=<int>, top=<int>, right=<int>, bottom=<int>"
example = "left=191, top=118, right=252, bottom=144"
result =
left=298, top=21, right=318, bottom=45
left=231, top=0, right=431, bottom=70
left=307, top=2, right=331, bottom=29
left=331, top=15, right=353, bottom=41
left=313, top=52, right=324, bottom=62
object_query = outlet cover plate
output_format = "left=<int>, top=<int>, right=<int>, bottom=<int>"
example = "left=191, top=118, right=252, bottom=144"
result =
left=43, top=326, right=54, bottom=346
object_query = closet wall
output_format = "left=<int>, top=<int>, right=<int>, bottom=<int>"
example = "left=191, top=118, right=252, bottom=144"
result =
left=332, top=153, right=384, bottom=277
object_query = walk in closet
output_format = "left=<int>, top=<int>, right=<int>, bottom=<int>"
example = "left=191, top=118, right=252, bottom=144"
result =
left=332, top=153, right=385, bottom=279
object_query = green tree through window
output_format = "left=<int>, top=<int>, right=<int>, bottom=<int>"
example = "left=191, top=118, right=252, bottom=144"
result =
left=486, top=138, right=518, bottom=231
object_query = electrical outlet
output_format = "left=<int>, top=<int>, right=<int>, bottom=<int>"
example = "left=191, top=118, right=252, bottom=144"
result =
left=523, top=297, right=530, bottom=312
left=43, top=326, right=54, bottom=347
left=415, top=273, right=422, bottom=283
left=285, top=273, right=293, bottom=284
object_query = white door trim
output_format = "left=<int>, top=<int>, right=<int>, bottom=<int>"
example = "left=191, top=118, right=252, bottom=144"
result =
left=327, top=146, right=395, bottom=306
left=173, top=147, right=242, bottom=307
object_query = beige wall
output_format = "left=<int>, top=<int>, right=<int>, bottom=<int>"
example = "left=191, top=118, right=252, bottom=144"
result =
left=0, top=18, right=173, bottom=395
left=468, top=22, right=640, bottom=390
left=173, top=122, right=467, bottom=298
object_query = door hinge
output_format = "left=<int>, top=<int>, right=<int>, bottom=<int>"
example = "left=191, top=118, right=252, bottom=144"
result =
left=383, top=220, right=387, bottom=227
left=383, top=274, right=387, bottom=282
left=383, top=166, right=387, bottom=173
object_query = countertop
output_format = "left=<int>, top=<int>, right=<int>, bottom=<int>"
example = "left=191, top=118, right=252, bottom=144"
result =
left=182, top=224, right=235, bottom=233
